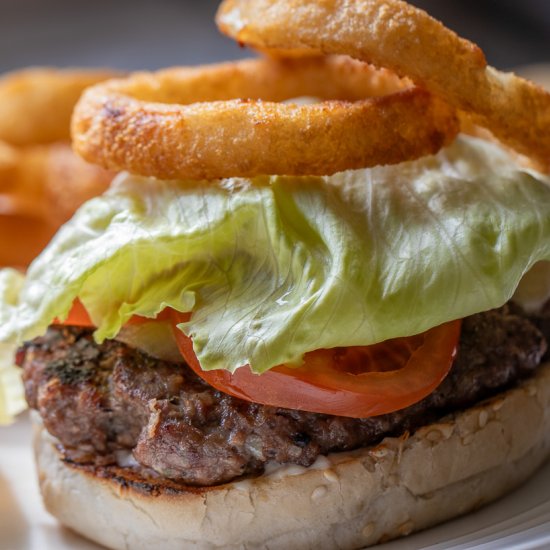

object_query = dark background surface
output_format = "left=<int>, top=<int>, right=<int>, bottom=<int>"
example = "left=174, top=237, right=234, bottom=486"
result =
left=0, top=0, right=548, bottom=72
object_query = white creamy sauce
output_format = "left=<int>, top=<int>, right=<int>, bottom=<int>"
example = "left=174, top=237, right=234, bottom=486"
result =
left=114, top=449, right=140, bottom=468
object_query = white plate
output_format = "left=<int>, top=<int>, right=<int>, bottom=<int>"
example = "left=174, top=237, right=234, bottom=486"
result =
left=1, top=413, right=549, bottom=550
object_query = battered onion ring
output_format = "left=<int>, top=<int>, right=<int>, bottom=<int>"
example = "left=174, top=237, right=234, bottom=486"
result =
left=0, top=68, right=117, bottom=266
left=217, top=0, right=550, bottom=171
left=0, top=140, right=113, bottom=267
left=0, top=68, right=117, bottom=146
left=72, top=56, right=458, bottom=179
left=0, top=141, right=112, bottom=222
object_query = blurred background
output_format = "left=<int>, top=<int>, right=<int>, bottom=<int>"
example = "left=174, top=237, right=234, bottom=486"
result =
left=0, top=0, right=549, bottom=72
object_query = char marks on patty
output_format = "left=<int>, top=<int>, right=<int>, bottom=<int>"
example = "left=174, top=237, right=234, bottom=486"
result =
left=20, top=304, right=546, bottom=486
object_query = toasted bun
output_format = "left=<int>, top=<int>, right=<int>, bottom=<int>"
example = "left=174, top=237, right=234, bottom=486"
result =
left=33, top=363, right=550, bottom=550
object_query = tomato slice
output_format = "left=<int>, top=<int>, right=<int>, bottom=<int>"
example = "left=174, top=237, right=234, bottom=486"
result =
left=55, top=298, right=95, bottom=326
left=56, top=301, right=461, bottom=418
left=55, top=299, right=173, bottom=327
left=171, top=311, right=461, bottom=418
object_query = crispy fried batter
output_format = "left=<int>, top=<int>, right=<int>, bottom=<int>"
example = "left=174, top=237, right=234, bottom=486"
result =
left=0, top=141, right=112, bottom=266
left=0, top=68, right=117, bottom=266
left=0, top=68, right=118, bottom=146
left=71, top=56, right=458, bottom=179
left=217, top=0, right=550, bottom=172
left=14, top=142, right=112, bottom=222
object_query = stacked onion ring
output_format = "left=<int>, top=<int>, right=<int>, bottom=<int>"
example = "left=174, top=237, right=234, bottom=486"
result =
left=0, top=68, right=115, bottom=267
left=71, top=1, right=550, bottom=179
left=72, top=55, right=459, bottom=180
left=217, top=0, right=550, bottom=172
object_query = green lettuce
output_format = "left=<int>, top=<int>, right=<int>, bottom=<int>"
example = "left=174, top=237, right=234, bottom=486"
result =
left=2, top=136, right=550, bottom=409
left=0, top=269, right=27, bottom=423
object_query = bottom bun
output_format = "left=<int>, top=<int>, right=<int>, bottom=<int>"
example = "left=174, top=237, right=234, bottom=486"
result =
left=34, top=363, right=550, bottom=550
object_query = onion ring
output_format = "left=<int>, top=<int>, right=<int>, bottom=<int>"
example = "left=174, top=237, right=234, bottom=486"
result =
left=0, top=68, right=116, bottom=266
left=0, top=141, right=112, bottom=223
left=0, top=141, right=112, bottom=267
left=0, top=68, right=118, bottom=146
left=217, top=0, right=550, bottom=171
left=71, top=56, right=458, bottom=179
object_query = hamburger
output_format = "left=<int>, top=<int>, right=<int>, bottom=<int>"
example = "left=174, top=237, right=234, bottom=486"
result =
left=2, top=3, right=550, bottom=550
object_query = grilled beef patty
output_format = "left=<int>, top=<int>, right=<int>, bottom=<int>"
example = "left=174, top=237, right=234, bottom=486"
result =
left=20, top=304, right=547, bottom=486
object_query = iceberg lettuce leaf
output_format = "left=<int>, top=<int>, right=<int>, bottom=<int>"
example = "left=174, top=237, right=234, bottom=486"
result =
left=0, top=269, right=27, bottom=423
left=1, top=135, right=550, bottom=402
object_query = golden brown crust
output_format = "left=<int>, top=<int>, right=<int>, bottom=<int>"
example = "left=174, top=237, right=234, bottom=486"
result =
left=0, top=68, right=118, bottom=146
left=0, top=141, right=113, bottom=266
left=34, top=363, right=550, bottom=550
left=38, top=143, right=113, bottom=222
left=217, top=0, right=550, bottom=172
left=1, top=142, right=112, bottom=221
left=71, top=56, right=459, bottom=179
left=0, top=68, right=116, bottom=266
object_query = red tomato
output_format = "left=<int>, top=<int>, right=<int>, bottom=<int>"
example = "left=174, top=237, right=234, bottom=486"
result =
left=57, top=301, right=461, bottom=418
left=55, top=298, right=94, bottom=326
left=56, top=299, right=174, bottom=327
left=171, top=310, right=461, bottom=418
